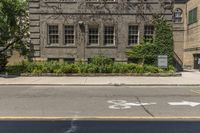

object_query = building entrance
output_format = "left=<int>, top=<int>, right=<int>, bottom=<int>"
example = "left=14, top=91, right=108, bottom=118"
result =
left=194, top=54, right=200, bottom=69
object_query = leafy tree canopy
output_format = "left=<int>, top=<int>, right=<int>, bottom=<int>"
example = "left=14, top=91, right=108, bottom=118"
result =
left=0, top=0, right=29, bottom=54
left=0, top=0, right=29, bottom=71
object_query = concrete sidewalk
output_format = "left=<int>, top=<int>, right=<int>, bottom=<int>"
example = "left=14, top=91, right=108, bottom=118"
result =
left=0, top=71, right=200, bottom=86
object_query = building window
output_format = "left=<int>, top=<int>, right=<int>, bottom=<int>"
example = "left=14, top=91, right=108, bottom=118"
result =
left=64, top=58, right=75, bottom=64
left=65, top=25, right=74, bottom=45
left=104, top=26, right=115, bottom=45
left=128, top=25, right=139, bottom=45
left=127, top=57, right=140, bottom=64
left=189, top=7, right=198, bottom=25
left=144, top=25, right=154, bottom=42
left=48, top=25, right=59, bottom=45
left=47, top=58, right=59, bottom=62
left=88, top=26, right=99, bottom=45
left=174, top=8, right=183, bottom=23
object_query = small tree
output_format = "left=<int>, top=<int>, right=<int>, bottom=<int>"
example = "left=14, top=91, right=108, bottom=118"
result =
left=0, top=0, right=29, bottom=71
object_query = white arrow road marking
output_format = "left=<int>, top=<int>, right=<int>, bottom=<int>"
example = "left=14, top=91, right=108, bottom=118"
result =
left=168, top=101, right=200, bottom=107
left=108, top=100, right=156, bottom=110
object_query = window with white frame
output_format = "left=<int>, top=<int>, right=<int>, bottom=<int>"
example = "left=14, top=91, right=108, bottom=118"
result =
left=65, top=25, right=74, bottom=45
left=88, top=26, right=99, bottom=45
left=144, top=25, right=154, bottom=42
left=48, top=25, right=59, bottom=45
left=174, top=8, right=183, bottom=23
left=128, top=25, right=139, bottom=45
left=104, top=26, right=115, bottom=45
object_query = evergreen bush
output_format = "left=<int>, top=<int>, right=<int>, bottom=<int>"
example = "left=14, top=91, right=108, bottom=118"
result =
left=0, top=53, right=7, bottom=71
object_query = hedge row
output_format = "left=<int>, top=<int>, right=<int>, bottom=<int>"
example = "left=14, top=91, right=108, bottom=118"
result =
left=4, top=61, right=175, bottom=75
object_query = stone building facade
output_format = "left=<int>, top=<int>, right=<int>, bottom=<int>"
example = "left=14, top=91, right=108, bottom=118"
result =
left=29, top=0, right=173, bottom=63
left=174, top=0, right=200, bottom=69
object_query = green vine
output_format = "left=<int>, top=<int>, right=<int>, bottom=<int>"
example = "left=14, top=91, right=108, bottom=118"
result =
left=153, top=16, right=174, bottom=65
left=127, top=16, right=174, bottom=66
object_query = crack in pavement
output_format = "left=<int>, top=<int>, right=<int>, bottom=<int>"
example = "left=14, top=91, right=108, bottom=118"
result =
left=136, top=96, right=154, bottom=117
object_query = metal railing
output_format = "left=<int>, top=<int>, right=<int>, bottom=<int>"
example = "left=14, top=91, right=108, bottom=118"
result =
left=173, top=51, right=183, bottom=71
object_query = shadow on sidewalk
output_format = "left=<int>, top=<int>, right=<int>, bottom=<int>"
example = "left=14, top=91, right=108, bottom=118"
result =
left=183, top=69, right=200, bottom=72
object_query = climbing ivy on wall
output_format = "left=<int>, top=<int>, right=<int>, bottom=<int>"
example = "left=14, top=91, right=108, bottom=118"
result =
left=153, top=16, right=174, bottom=65
left=127, top=16, right=174, bottom=66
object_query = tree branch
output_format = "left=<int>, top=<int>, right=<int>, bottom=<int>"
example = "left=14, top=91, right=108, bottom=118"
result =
left=0, top=37, right=21, bottom=53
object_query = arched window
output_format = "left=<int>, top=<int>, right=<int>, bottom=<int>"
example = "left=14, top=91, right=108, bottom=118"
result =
left=174, top=8, right=183, bottom=23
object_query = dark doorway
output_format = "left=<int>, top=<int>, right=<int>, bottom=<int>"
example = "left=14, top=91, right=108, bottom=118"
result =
left=194, top=54, right=200, bottom=69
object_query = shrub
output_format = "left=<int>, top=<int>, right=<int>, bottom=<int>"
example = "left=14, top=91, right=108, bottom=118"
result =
left=5, top=62, right=26, bottom=74
left=70, top=64, right=79, bottom=73
left=166, top=65, right=175, bottom=73
left=144, top=65, right=160, bottom=73
left=126, top=63, right=137, bottom=73
left=112, top=63, right=129, bottom=73
left=3, top=56, right=175, bottom=75
left=76, top=62, right=88, bottom=73
left=0, top=53, right=8, bottom=72
left=135, top=65, right=145, bottom=73
left=104, top=64, right=113, bottom=73
left=86, top=64, right=99, bottom=73
left=126, top=42, right=158, bottom=65
left=47, top=61, right=60, bottom=73
left=89, top=55, right=114, bottom=73
left=90, top=55, right=113, bottom=66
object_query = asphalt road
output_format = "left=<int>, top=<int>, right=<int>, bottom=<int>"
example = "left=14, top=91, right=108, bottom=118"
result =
left=0, top=85, right=200, bottom=118
left=1, top=120, right=200, bottom=133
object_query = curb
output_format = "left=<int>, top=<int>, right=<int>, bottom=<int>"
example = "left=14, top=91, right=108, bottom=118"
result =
left=0, top=116, right=200, bottom=120
left=0, top=73, right=182, bottom=77
left=0, top=84, right=200, bottom=86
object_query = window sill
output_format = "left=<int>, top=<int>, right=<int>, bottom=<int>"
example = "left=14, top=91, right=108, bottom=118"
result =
left=86, top=2, right=117, bottom=4
left=103, top=45, right=117, bottom=48
left=86, top=46, right=117, bottom=48
left=87, top=44, right=99, bottom=48
left=46, top=44, right=59, bottom=47
left=44, top=1, right=77, bottom=3
left=126, top=45, right=135, bottom=48
left=45, top=45, right=77, bottom=48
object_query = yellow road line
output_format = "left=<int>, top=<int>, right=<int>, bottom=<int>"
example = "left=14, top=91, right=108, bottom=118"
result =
left=191, top=89, right=200, bottom=95
left=0, top=116, right=200, bottom=120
